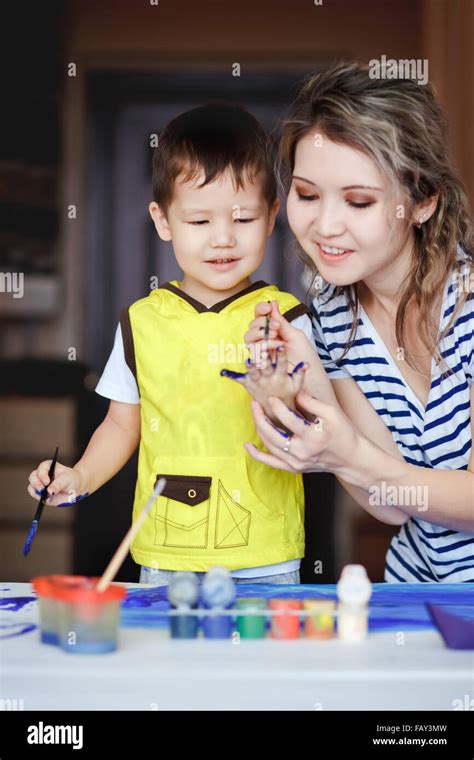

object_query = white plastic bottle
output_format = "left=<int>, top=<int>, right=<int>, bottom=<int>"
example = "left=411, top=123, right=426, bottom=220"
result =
left=336, top=564, right=372, bottom=641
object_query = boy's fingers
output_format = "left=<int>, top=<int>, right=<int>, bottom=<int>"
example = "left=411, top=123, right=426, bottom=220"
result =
left=47, top=472, right=71, bottom=496
left=254, top=301, right=272, bottom=318
left=27, top=484, right=41, bottom=501
left=270, top=300, right=284, bottom=319
left=260, top=359, right=274, bottom=376
left=28, top=471, right=43, bottom=491
left=247, top=365, right=261, bottom=381
left=292, top=364, right=308, bottom=395
left=37, top=460, right=55, bottom=485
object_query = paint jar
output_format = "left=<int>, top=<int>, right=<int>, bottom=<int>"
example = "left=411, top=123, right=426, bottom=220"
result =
left=32, top=575, right=91, bottom=646
left=336, top=564, right=372, bottom=642
left=52, top=577, right=126, bottom=654
left=32, top=575, right=58, bottom=645
left=167, top=572, right=199, bottom=639
left=269, top=599, right=302, bottom=640
left=303, top=599, right=335, bottom=639
left=236, top=598, right=267, bottom=639
left=201, top=567, right=236, bottom=639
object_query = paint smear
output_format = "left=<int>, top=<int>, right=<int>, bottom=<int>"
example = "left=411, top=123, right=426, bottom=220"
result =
left=0, top=596, right=37, bottom=612
left=0, top=623, right=37, bottom=639
left=120, top=582, right=474, bottom=632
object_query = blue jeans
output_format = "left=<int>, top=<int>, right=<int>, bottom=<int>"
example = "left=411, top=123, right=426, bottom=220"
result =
left=139, top=566, right=300, bottom=586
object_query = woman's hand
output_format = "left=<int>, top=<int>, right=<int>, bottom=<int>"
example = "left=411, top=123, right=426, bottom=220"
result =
left=244, top=389, right=360, bottom=477
left=27, top=460, right=89, bottom=508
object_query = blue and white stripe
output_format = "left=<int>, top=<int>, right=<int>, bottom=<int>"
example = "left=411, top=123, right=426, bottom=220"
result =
left=310, top=247, right=474, bottom=582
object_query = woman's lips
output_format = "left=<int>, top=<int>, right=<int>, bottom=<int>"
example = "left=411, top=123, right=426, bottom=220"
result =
left=317, top=243, right=354, bottom=263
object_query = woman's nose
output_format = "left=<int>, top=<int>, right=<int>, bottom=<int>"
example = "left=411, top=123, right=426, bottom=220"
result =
left=313, top=202, right=345, bottom=239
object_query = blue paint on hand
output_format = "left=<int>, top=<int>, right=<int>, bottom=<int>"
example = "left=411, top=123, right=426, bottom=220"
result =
left=34, top=489, right=90, bottom=507
left=288, top=408, right=311, bottom=426
left=291, top=361, right=305, bottom=375
left=220, top=369, right=246, bottom=379
left=56, top=492, right=90, bottom=508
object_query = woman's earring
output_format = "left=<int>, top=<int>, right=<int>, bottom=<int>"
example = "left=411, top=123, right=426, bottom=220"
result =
left=415, top=214, right=426, bottom=229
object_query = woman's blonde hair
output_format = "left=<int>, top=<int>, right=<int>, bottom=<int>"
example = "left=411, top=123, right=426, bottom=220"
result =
left=276, top=60, right=473, bottom=372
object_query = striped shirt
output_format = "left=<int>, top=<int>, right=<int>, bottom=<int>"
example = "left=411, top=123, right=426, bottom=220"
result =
left=310, top=246, right=474, bottom=583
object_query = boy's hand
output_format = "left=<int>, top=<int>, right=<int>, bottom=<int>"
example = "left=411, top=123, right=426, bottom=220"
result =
left=221, top=346, right=309, bottom=432
left=27, top=461, right=89, bottom=508
left=244, top=300, right=317, bottom=371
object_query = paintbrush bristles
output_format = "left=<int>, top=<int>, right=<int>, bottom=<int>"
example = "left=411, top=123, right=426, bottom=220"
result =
left=96, top=477, right=167, bottom=593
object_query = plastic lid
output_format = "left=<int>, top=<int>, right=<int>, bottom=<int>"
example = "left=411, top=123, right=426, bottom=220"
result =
left=49, top=576, right=126, bottom=603
left=303, top=599, right=335, bottom=610
left=236, top=597, right=267, bottom=608
left=268, top=599, right=302, bottom=610
left=32, top=576, right=54, bottom=597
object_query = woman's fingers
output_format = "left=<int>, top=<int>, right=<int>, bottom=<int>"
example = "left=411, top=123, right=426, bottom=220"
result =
left=244, top=443, right=299, bottom=473
left=250, top=399, right=307, bottom=448
left=295, top=390, right=331, bottom=422
left=266, top=396, right=312, bottom=433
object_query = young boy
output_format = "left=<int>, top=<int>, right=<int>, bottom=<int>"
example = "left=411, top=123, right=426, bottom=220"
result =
left=27, top=104, right=313, bottom=585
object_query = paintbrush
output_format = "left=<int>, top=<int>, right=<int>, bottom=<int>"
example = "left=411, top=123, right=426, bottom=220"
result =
left=23, top=446, right=59, bottom=557
left=264, top=300, right=276, bottom=366
left=95, top=477, right=167, bottom=593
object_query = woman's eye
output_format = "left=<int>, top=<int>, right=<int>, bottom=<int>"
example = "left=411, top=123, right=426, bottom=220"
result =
left=296, top=192, right=317, bottom=202
left=348, top=201, right=374, bottom=210
left=235, top=218, right=255, bottom=223
left=188, top=220, right=208, bottom=225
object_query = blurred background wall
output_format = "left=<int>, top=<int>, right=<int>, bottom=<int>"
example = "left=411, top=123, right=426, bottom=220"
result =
left=1, top=0, right=472, bottom=583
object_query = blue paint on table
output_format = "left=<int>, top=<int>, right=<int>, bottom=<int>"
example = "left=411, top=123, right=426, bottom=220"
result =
left=0, top=596, right=37, bottom=612
left=120, top=582, right=474, bottom=632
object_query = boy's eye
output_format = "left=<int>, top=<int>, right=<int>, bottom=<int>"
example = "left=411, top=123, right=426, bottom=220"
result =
left=187, top=218, right=256, bottom=225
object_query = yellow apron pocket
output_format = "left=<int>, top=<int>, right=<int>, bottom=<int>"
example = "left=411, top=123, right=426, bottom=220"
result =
left=215, top=480, right=251, bottom=549
left=153, top=474, right=211, bottom=549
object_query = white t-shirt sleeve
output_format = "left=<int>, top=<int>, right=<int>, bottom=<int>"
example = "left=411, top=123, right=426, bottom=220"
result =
left=95, top=324, right=140, bottom=404
left=289, top=312, right=314, bottom=344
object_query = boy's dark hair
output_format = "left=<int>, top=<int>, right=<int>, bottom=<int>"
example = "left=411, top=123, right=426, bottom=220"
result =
left=151, top=103, right=277, bottom=213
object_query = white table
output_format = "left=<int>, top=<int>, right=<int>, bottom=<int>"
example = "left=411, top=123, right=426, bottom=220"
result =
left=1, top=582, right=472, bottom=711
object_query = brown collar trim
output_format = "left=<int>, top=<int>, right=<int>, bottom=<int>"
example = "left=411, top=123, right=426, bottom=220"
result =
left=158, top=280, right=270, bottom=313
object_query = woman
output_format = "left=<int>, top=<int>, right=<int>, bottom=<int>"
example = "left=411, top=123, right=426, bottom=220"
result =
left=243, top=61, right=474, bottom=582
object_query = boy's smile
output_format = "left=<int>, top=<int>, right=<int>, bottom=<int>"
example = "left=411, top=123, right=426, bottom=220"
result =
left=149, top=168, right=279, bottom=308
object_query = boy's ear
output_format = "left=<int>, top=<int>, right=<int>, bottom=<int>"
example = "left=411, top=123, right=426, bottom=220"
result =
left=149, top=202, right=172, bottom=241
left=266, top=199, right=280, bottom=236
